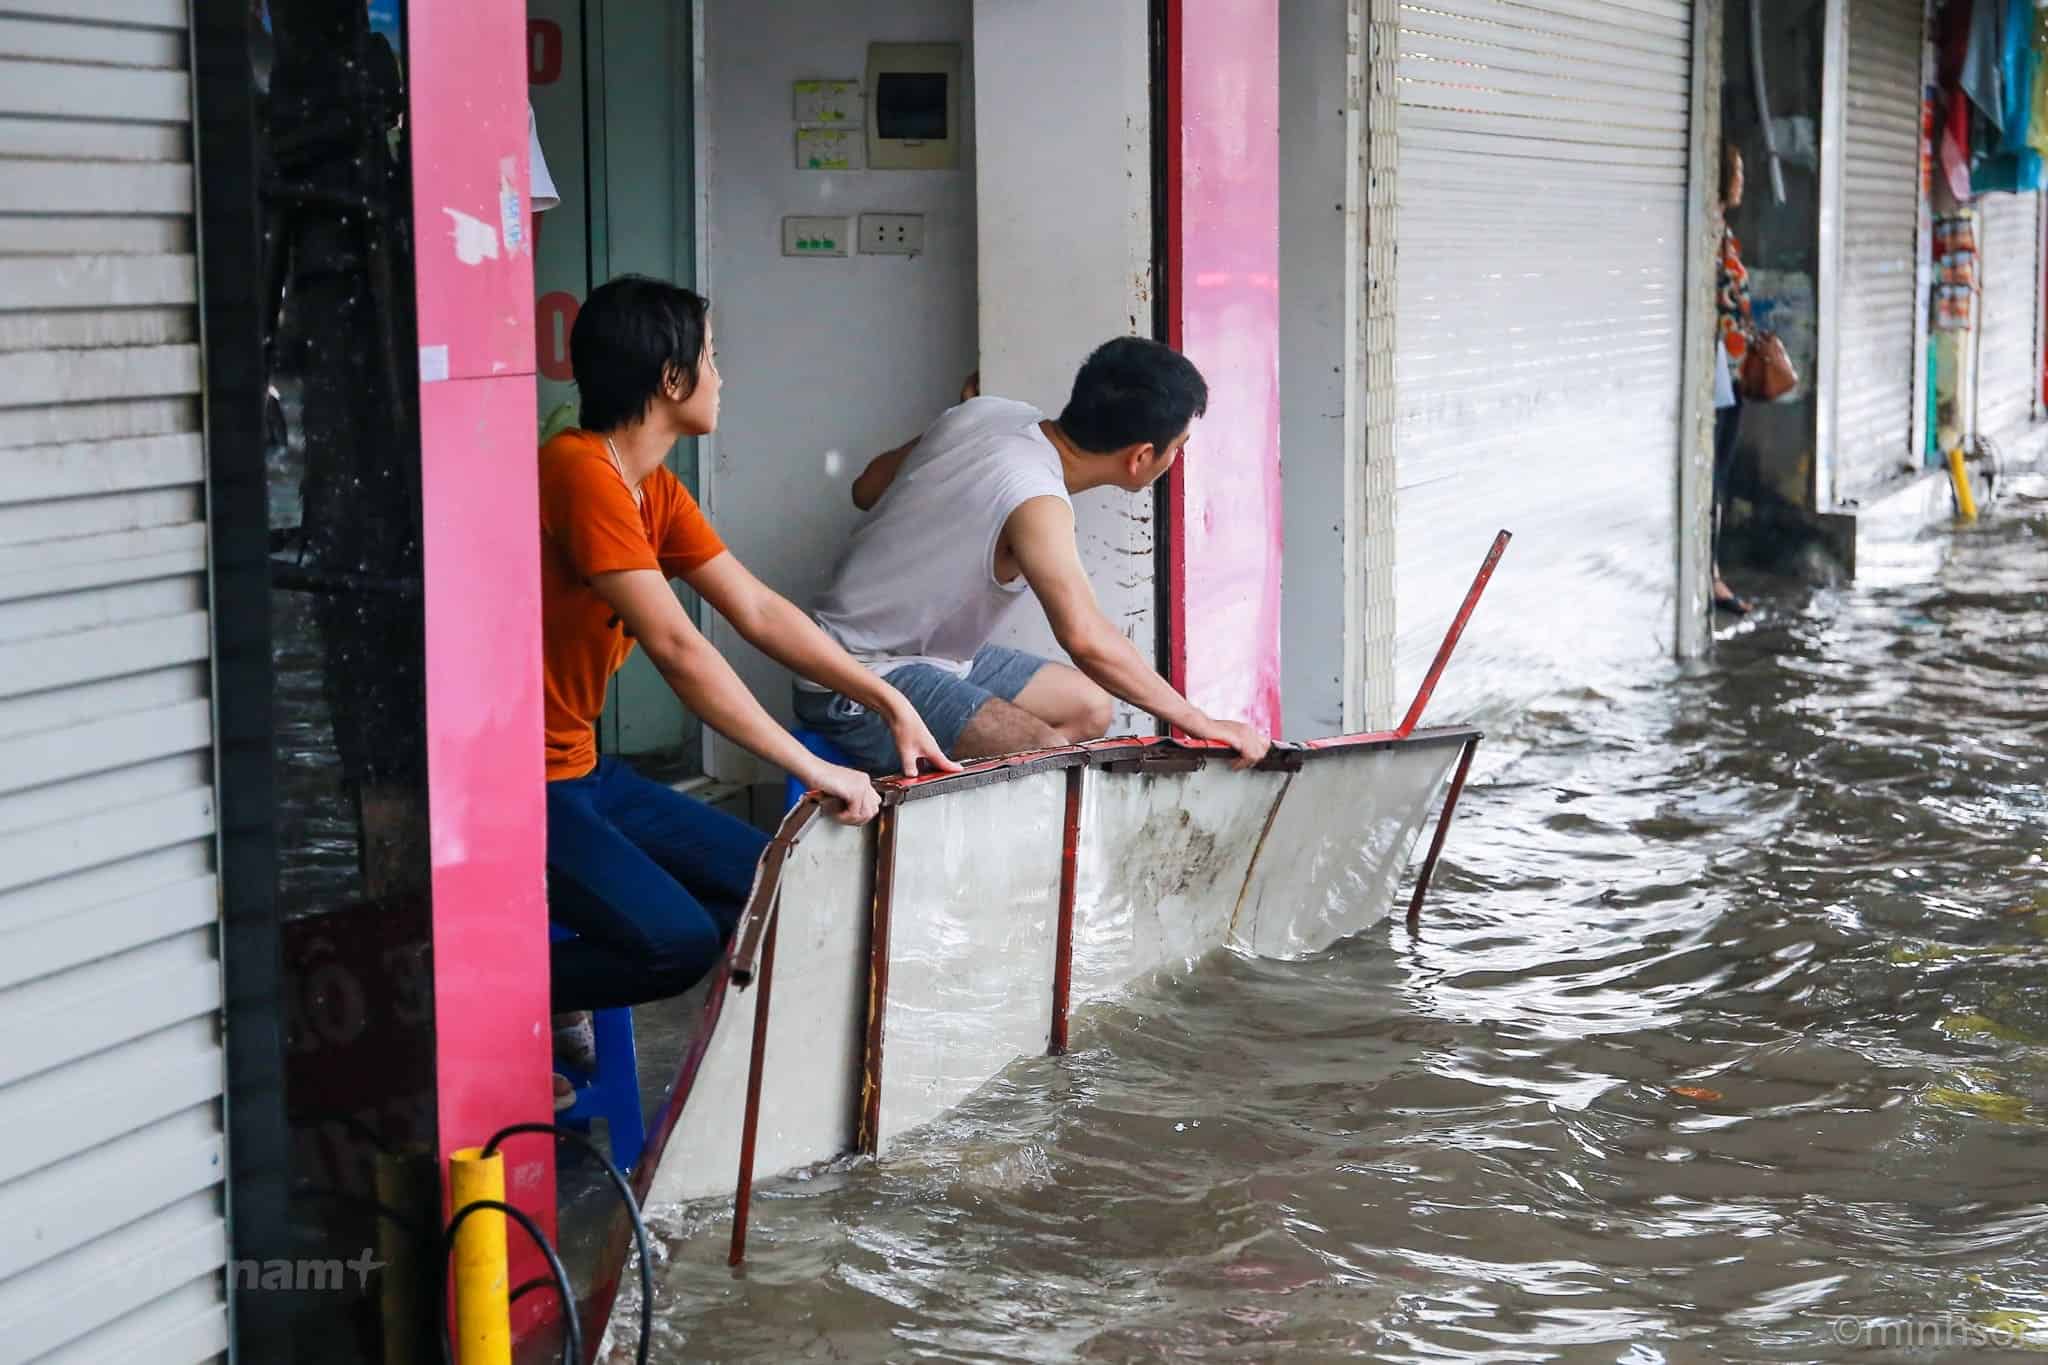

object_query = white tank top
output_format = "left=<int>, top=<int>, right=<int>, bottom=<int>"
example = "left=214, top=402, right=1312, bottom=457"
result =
left=807, top=397, right=1071, bottom=681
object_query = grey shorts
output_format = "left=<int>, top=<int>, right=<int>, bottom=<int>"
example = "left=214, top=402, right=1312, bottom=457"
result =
left=792, top=645, right=1048, bottom=776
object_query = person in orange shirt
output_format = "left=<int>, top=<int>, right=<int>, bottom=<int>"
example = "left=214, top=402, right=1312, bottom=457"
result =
left=540, top=277, right=955, bottom=1095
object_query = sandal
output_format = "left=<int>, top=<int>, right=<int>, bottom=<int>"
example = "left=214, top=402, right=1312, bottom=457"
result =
left=552, top=1010, right=597, bottom=1073
left=1713, top=590, right=1751, bottom=616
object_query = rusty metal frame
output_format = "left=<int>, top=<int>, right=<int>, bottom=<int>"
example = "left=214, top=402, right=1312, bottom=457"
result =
left=855, top=805, right=899, bottom=1155
left=727, top=899, right=779, bottom=1266
left=1049, top=767, right=1084, bottom=1055
left=584, top=532, right=1510, bottom=1308
left=1404, top=735, right=1479, bottom=928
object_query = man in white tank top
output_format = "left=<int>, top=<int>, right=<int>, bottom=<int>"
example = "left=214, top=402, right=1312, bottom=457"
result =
left=796, top=338, right=1271, bottom=772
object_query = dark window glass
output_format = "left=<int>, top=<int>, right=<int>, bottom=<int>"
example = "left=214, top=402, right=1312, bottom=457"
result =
left=256, top=0, right=439, bottom=1356
left=876, top=72, right=949, bottom=140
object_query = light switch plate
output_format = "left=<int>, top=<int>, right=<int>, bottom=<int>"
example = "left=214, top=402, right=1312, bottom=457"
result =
left=859, top=213, right=925, bottom=256
left=793, top=79, right=861, bottom=128
left=795, top=127, right=861, bottom=171
left=782, top=216, right=851, bottom=257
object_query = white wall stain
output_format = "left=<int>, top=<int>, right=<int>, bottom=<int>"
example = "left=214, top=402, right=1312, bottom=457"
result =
left=443, top=208, right=501, bottom=266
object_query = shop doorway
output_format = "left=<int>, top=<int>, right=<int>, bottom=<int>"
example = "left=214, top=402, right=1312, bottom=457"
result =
left=530, top=0, right=704, bottom=780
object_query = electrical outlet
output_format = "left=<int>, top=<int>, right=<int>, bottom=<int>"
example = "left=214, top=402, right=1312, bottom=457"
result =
left=781, top=216, right=851, bottom=257
left=859, top=213, right=925, bottom=256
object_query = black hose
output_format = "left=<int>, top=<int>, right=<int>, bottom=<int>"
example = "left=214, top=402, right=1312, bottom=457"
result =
left=509, top=1276, right=558, bottom=1304
left=483, top=1123, right=654, bottom=1365
left=439, top=1199, right=580, bottom=1365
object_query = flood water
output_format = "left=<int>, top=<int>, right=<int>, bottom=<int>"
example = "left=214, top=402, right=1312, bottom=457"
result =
left=612, top=476, right=2048, bottom=1363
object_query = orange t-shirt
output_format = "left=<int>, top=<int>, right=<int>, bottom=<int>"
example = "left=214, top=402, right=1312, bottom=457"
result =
left=538, top=429, right=726, bottom=780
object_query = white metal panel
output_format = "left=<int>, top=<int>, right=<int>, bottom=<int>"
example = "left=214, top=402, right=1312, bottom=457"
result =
left=1393, top=0, right=1691, bottom=717
left=1834, top=0, right=1924, bottom=502
left=0, top=3, right=226, bottom=1356
left=1976, top=191, right=2043, bottom=443
left=1236, top=741, right=1459, bottom=955
left=0, top=1020, right=223, bottom=1186
left=0, top=396, right=201, bottom=449
left=643, top=819, right=873, bottom=1208
left=1068, top=764, right=1290, bottom=1004
left=875, top=772, right=1065, bottom=1151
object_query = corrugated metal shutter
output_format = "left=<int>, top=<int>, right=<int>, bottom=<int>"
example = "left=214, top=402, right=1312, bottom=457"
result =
left=1393, top=0, right=1691, bottom=712
left=1836, top=0, right=1924, bottom=502
left=0, top=2, right=230, bottom=1361
left=1976, top=190, right=2043, bottom=444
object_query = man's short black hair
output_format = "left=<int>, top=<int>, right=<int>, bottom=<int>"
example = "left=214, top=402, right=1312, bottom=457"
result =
left=571, top=275, right=710, bottom=432
left=1056, top=336, right=1208, bottom=455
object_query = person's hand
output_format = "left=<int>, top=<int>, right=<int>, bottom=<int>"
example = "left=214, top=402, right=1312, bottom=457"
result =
left=885, top=697, right=963, bottom=779
left=808, top=762, right=881, bottom=826
left=1188, top=715, right=1271, bottom=771
left=960, top=371, right=980, bottom=402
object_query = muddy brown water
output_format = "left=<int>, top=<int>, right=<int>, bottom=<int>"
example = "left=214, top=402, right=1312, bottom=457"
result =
left=601, top=477, right=2047, bottom=1363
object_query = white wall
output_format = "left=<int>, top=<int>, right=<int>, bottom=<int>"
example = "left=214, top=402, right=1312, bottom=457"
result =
left=1278, top=0, right=1350, bottom=740
left=972, top=0, right=1156, bottom=737
left=701, top=0, right=978, bottom=780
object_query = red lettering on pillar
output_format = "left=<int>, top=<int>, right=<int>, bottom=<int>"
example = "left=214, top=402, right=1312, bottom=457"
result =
left=536, top=291, right=579, bottom=382
left=528, top=20, right=563, bottom=86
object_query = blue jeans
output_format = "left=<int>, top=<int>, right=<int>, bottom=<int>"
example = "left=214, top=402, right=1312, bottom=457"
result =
left=546, top=757, right=769, bottom=1010
left=791, top=645, right=1047, bottom=775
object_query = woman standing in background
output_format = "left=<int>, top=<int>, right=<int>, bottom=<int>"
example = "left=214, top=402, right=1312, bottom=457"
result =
left=1713, top=145, right=1755, bottom=617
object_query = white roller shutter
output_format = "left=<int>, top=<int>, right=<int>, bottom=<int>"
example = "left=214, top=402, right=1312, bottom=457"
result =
left=1976, top=190, right=2043, bottom=444
left=1836, top=0, right=1924, bottom=502
left=1394, top=0, right=1690, bottom=712
left=0, top=2, right=229, bottom=1361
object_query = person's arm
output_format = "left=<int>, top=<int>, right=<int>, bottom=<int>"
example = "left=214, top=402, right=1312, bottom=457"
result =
left=852, top=438, right=916, bottom=511
left=682, top=552, right=959, bottom=778
left=589, top=567, right=883, bottom=821
left=1004, top=496, right=1271, bottom=769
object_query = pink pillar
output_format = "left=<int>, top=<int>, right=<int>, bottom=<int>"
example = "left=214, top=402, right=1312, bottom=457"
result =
left=406, top=0, right=554, bottom=1338
left=1165, top=0, right=1283, bottom=735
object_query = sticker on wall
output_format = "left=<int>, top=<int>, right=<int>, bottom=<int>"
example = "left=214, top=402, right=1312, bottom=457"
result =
left=499, top=157, right=526, bottom=255
left=419, top=344, right=450, bottom=383
left=794, top=79, right=861, bottom=128
left=796, top=127, right=862, bottom=171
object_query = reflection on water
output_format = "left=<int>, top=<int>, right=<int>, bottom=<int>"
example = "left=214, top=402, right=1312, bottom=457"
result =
left=621, top=479, right=2047, bottom=1362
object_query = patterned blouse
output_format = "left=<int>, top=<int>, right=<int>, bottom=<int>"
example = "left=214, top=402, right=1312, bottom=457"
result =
left=1717, top=222, right=1757, bottom=366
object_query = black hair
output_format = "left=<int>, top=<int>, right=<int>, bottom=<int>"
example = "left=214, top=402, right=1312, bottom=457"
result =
left=1056, top=336, right=1208, bottom=455
left=570, top=275, right=711, bottom=432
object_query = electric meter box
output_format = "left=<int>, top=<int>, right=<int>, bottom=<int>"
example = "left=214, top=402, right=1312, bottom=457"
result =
left=864, top=42, right=961, bottom=171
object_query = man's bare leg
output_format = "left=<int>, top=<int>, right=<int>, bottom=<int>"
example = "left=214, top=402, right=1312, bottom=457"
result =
left=1009, top=663, right=1115, bottom=741
left=954, top=695, right=1064, bottom=759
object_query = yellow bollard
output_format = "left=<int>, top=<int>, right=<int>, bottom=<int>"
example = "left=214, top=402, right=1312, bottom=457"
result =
left=1947, top=447, right=1979, bottom=523
left=447, top=1147, right=512, bottom=1365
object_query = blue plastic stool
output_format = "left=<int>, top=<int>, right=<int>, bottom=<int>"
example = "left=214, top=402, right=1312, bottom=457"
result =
left=549, top=925, right=646, bottom=1172
left=782, top=728, right=857, bottom=813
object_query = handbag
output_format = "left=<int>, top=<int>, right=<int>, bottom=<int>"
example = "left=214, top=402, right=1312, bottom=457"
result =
left=1739, top=330, right=1798, bottom=402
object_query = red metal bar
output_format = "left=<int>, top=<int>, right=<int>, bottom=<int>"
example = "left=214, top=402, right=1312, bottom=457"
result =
left=727, top=798, right=820, bottom=986
left=727, top=902, right=780, bottom=1267
left=1162, top=0, right=1187, bottom=703
left=1394, top=530, right=1510, bottom=739
left=856, top=807, right=899, bottom=1154
left=1049, top=767, right=1084, bottom=1055
left=1405, top=738, right=1479, bottom=928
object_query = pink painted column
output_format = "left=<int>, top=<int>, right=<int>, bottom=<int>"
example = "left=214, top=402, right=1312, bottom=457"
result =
left=1165, top=0, right=1283, bottom=735
left=406, top=0, right=554, bottom=1339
